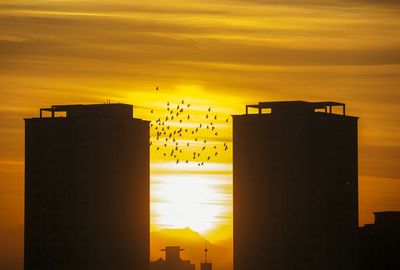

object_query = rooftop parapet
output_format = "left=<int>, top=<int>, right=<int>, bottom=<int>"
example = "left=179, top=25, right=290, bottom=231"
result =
left=245, top=101, right=346, bottom=116
left=38, top=103, right=133, bottom=119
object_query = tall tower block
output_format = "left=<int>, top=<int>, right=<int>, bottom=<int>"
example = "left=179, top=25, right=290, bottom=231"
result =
left=24, top=104, right=150, bottom=270
left=233, top=101, right=358, bottom=270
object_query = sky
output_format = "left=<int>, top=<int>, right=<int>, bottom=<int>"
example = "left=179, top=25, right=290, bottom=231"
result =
left=1, top=0, right=400, bottom=267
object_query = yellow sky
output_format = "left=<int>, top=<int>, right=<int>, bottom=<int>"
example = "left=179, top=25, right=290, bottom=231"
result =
left=1, top=0, right=400, bottom=250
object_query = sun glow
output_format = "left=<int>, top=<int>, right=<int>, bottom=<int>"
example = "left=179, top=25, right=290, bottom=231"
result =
left=137, top=94, right=234, bottom=239
left=151, top=172, right=230, bottom=235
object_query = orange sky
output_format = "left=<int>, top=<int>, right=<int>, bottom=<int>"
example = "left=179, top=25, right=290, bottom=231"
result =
left=1, top=0, right=400, bottom=265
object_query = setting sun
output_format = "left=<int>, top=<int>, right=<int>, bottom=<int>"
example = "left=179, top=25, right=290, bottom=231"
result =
left=151, top=171, right=230, bottom=235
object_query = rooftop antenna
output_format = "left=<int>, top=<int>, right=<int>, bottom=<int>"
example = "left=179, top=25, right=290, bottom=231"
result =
left=204, top=242, right=208, bottom=263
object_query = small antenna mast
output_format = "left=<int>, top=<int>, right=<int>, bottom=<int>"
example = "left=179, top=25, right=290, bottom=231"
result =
left=204, top=242, right=208, bottom=263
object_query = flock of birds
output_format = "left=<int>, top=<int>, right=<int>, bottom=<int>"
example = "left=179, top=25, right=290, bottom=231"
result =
left=149, top=100, right=229, bottom=166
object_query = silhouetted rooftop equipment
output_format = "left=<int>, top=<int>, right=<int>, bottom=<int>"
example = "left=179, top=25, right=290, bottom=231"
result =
left=161, top=246, right=185, bottom=263
left=201, top=243, right=212, bottom=270
left=151, top=246, right=195, bottom=270
left=204, top=243, right=208, bottom=263
left=38, top=103, right=133, bottom=118
left=245, top=101, right=346, bottom=115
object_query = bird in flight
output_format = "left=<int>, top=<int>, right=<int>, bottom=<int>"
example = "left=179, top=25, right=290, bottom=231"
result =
left=156, top=86, right=159, bottom=91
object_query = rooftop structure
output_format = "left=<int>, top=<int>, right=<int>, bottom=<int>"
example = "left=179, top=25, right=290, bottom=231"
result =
left=150, top=246, right=195, bottom=270
left=245, top=101, right=346, bottom=115
left=200, top=244, right=212, bottom=270
left=38, top=103, right=133, bottom=119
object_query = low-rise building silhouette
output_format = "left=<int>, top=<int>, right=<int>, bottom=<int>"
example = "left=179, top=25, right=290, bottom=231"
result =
left=359, top=211, right=400, bottom=270
left=24, top=104, right=149, bottom=270
left=150, top=246, right=195, bottom=270
left=233, top=101, right=359, bottom=270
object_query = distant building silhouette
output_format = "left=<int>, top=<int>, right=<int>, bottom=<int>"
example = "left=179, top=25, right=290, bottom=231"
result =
left=233, top=101, right=358, bottom=270
left=200, top=244, right=212, bottom=270
left=24, top=104, right=149, bottom=270
left=359, top=211, right=400, bottom=270
left=150, top=246, right=195, bottom=270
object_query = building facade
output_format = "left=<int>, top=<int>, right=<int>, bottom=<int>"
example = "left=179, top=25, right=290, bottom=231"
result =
left=24, top=104, right=149, bottom=270
left=233, top=101, right=358, bottom=270
left=200, top=262, right=212, bottom=270
left=359, top=211, right=400, bottom=270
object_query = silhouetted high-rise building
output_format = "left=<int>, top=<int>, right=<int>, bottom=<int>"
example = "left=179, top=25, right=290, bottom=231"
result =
left=359, top=211, right=400, bottom=270
left=233, top=101, right=358, bottom=270
left=150, top=246, right=195, bottom=270
left=24, top=104, right=149, bottom=270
